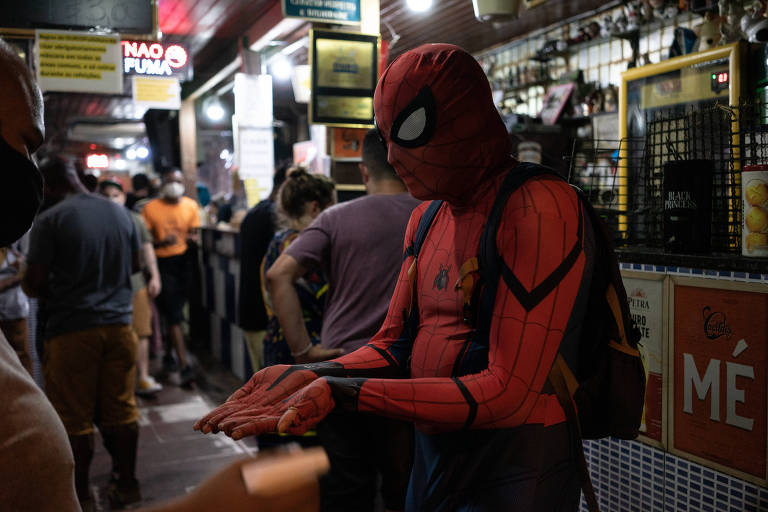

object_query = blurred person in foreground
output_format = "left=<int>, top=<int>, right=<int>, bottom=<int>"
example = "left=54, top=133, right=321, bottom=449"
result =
left=24, top=157, right=142, bottom=510
left=0, top=37, right=79, bottom=512
left=264, top=129, right=420, bottom=511
left=261, top=168, right=338, bottom=367
left=100, top=179, right=164, bottom=396
left=238, top=163, right=288, bottom=373
left=141, top=169, right=201, bottom=385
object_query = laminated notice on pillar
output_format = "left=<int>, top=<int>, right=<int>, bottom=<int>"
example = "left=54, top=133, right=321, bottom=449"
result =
left=132, top=76, right=181, bottom=110
left=234, top=74, right=273, bottom=128
left=672, top=283, right=768, bottom=482
left=236, top=125, right=274, bottom=201
left=35, top=29, right=123, bottom=94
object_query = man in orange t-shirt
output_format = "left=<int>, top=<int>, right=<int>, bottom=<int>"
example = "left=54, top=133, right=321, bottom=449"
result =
left=142, top=169, right=201, bottom=386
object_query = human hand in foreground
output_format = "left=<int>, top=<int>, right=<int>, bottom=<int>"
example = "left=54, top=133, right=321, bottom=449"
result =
left=217, top=378, right=335, bottom=440
left=139, top=447, right=329, bottom=512
left=193, top=365, right=319, bottom=434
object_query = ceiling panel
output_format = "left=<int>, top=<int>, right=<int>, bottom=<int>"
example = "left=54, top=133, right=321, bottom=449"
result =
left=379, top=0, right=609, bottom=59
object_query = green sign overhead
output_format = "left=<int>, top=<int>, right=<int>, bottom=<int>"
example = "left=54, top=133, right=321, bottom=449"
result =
left=283, top=0, right=360, bottom=24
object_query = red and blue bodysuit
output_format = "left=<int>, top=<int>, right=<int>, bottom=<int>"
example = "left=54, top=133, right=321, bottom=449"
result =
left=197, top=44, right=595, bottom=512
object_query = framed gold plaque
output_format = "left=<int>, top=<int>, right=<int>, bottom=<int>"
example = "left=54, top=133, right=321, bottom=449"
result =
left=309, top=29, right=379, bottom=128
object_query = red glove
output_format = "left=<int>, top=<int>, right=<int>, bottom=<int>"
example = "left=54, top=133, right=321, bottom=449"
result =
left=194, top=365, right=319, bottom=434
left=219, top=378, right=336, bottom=440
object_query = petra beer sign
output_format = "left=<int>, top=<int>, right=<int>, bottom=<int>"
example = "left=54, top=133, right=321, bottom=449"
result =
left=623, top=275, right=664, bottom=443
left=673, top=284, right=768, bottom=480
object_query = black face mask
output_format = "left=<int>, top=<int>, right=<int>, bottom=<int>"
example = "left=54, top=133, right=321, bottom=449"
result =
left=0, top=135, right=44, bottom=246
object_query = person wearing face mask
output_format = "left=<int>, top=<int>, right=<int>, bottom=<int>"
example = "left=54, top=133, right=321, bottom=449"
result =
left=100, top=180, right=163, bottom=396
left=141, top=169, right=201, bottom=386
left=0, top=38, right=80, bottom=512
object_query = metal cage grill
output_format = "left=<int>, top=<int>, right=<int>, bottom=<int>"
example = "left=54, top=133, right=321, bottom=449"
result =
left=569, top=102, right=748, bottom=255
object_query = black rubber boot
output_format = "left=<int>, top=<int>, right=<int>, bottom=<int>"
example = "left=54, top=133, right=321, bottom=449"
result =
left=68, top=433, right=95, bottom=505
left=100, top=422, right=141, bottom=509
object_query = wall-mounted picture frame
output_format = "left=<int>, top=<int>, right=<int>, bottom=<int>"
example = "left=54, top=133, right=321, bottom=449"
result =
left=540, top=82, right=574, bottom=125
left=667, top=276, right=768, bottom=486
left=332, top=127, right=366, bottom=160
left=309, top=29, right=379, bottom=128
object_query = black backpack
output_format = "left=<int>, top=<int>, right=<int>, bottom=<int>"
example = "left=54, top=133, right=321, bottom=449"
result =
left=406, top=162, right=646, bottom=512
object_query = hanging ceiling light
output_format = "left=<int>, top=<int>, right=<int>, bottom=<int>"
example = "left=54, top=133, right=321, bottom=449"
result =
left=204, top=96, right=226, bottom=121
left=471, top=0, right=520, bottom=22
left=270, top=54, right=293, bottom=81
left=407, top=0, right=432, bottom=12
left=135, top=145, right=150, bottom=159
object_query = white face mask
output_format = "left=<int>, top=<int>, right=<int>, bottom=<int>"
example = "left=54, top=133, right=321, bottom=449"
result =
left=162, top=182, right=184, bottom=199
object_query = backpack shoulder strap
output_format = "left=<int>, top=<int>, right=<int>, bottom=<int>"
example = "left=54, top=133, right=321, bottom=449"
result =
left=471, top=163, right=560, bottom=329
left=478, top=163, right=560, bottom=281
left=404, top=200, right=443, bottom=260
left=402, top=200, right=443, bottom=337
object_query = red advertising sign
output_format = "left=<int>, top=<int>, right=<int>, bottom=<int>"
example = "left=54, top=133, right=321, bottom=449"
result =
left=673, top=284, right=768, bottom=480
left=624, top=274, right=664, bottom=443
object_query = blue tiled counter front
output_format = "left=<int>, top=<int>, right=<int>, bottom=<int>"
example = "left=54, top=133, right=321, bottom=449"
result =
left=579, top=263, right=768, bottom=512
left=198, top=227, right=252, bottom=381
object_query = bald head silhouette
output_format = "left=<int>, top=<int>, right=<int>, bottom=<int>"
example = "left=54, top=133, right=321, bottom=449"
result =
left=0, top=40, right=44, bottom=157
left=0, top=39, right=46, bottom=245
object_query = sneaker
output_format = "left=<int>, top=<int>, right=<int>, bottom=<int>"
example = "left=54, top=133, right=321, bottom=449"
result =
left=179, top=365, right=197, bottom=387
left=136, top=376, right=163, bottom=397
left=108, top=477, right=142, bottom=509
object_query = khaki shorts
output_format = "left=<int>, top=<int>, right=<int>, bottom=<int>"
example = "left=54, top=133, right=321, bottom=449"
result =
left=132, top=287, right=152, bottom=338
left=44, top=324, right=139, bottom=435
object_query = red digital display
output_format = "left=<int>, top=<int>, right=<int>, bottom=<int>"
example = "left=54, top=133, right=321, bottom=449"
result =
left=717, top=72, right=729, bottom=84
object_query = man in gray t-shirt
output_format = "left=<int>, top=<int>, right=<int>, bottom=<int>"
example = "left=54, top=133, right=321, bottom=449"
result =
left=265, top=129, right=419, bottom=512
left=27, top=192, right=137, bottom=339
left=285, top=192, right=420, bottom=352
left=24, top=157, right=142, bottom=510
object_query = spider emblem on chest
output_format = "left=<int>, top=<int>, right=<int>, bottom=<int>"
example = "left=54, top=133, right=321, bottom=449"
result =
left=433, top=264, right=451, bottom=291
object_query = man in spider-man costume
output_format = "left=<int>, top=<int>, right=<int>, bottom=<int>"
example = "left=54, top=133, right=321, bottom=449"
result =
left=196, top=44, right=595, bottom=512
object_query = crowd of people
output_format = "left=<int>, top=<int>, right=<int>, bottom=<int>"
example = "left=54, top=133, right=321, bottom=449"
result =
left=0, top=31, right=629, bottom=512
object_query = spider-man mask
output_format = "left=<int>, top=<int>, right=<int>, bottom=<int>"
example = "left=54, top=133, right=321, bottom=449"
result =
left=374, top=44, right=513, bottom=203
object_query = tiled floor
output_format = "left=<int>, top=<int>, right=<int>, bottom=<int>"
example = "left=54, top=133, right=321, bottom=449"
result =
left=89, top=365, right=259, bottom=511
